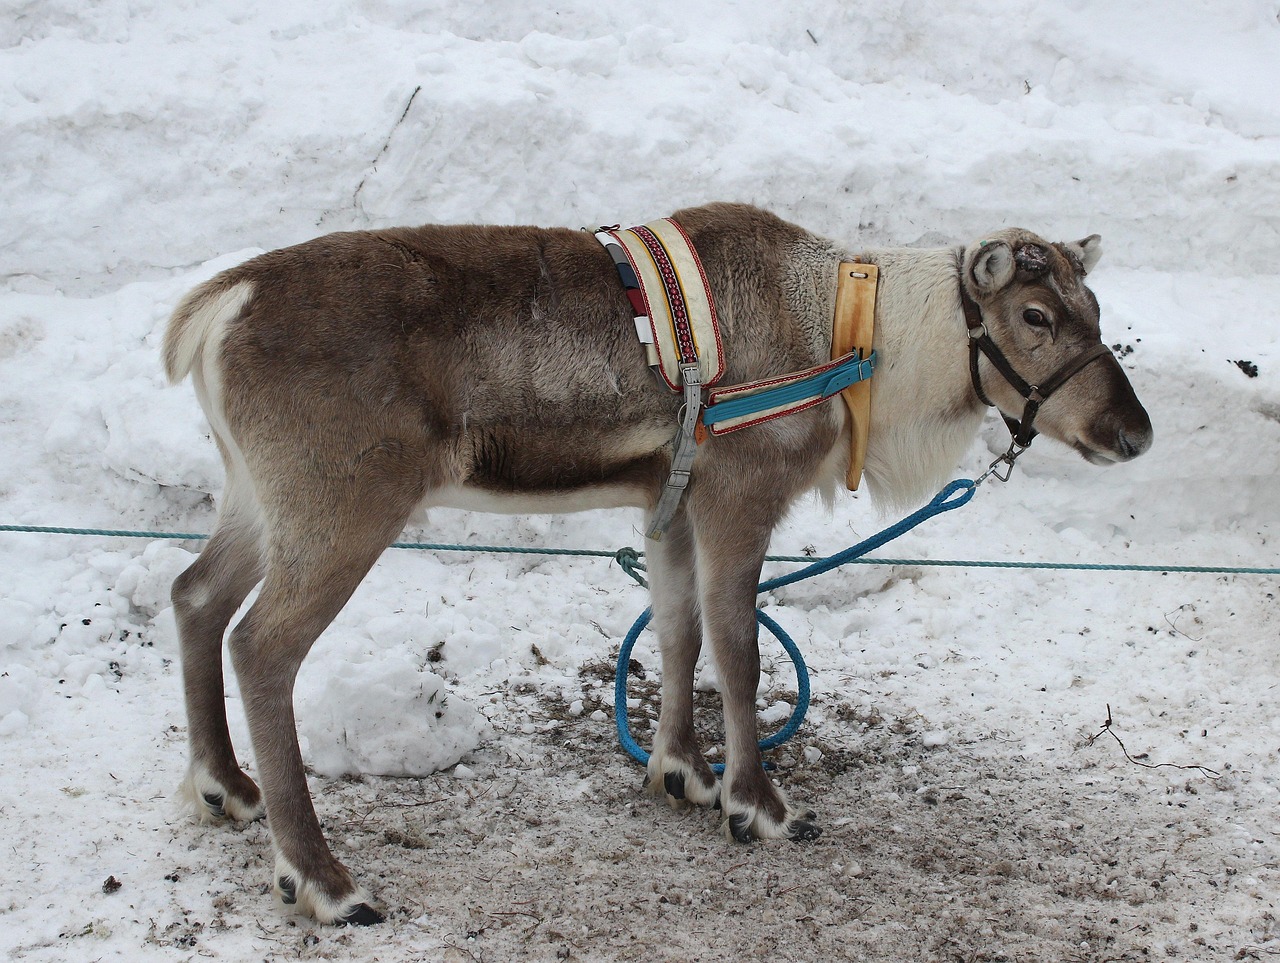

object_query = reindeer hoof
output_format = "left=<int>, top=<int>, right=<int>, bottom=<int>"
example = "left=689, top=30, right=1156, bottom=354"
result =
left=788, top=819, right=822, bottom=842
left=184, top=766, right=265, bottom=824
left=663, top=772, right=686, bottom=800
left=278, top=875, right=298, bottom=905
left=340, top=903, right=385, bottom=926
left=728, top=812, right=755, bottom=843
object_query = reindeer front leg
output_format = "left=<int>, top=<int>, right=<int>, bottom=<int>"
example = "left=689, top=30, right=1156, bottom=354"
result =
left=690, top=501, right=821, bottom=843
left=645, top=507, right=719, bottom=808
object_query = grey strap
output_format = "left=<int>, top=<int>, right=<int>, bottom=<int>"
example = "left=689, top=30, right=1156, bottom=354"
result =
left=646, top=362, right=703, bottom=540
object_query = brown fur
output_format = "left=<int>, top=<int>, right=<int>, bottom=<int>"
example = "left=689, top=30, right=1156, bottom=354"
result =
left=165, top=203, right=1151, bottom=923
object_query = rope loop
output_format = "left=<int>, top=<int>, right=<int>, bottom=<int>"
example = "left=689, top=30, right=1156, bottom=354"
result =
left=613, top=606, right=810, bottom=773
left=614, top=477, right=980, bottom=769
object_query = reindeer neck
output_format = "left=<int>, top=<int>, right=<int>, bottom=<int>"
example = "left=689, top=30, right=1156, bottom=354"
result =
left=851, top=245, right=986, bottom=509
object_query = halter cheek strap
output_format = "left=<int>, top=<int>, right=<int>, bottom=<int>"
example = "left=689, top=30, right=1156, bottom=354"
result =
left=959, top=283, right=1113, bottom=451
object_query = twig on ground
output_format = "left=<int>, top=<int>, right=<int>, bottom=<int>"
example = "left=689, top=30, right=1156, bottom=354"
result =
left=1163, top=603, right=1204, bottom=642
left=354, top=796, right=451, bottom=827
left=489, top=909, right=542, bottom=922
left=1086, top=704, right=1221, bottom=778
left=443, top=937, right=485, bottom=963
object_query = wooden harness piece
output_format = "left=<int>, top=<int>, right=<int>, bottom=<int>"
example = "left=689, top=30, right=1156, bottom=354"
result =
left=831, top=261, right=878, bottom=491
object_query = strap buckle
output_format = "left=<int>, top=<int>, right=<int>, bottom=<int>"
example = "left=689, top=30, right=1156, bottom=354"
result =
left=665, top=468, right=692, bottom=491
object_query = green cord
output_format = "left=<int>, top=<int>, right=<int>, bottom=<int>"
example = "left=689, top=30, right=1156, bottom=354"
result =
left=1, top=523, right=1277, bottom=577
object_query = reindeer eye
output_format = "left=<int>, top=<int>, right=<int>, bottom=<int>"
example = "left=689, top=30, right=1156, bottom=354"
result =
left=1023, top=308, right=1049, bottom=327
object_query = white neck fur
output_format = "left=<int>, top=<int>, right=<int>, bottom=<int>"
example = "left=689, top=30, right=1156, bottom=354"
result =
left=785, top=239, right=986, bottom=511
left=856, top=246, right=985, bottom=509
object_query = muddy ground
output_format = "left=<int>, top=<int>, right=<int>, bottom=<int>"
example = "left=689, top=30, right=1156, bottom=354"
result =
left=42, top=673, right=1276, bottom=963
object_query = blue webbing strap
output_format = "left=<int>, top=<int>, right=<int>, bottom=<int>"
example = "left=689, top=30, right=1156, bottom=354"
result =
left=702, top=350, right=877, bottom=429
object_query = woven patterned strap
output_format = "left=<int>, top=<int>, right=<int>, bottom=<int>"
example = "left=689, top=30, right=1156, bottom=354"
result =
left=595, top=218, right=723, bottom=390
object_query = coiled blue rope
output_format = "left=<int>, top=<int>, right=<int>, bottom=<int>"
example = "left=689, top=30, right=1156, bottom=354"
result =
left=614, top=478, right=977, bottom=769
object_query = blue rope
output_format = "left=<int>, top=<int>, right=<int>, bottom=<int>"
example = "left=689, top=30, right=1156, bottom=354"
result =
left=613, top=479, right=977, bottom=769
left=613, top=606, right=811, bottom=775
left=758, top=479, right=975, bottom=593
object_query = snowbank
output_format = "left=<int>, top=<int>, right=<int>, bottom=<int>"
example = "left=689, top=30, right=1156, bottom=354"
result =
left=4, top=1, right=1279, bottom=296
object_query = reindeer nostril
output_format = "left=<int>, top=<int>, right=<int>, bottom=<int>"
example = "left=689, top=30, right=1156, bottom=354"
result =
left=1117, top=425, right=1153, bottom=460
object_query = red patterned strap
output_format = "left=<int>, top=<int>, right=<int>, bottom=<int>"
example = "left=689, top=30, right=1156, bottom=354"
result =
left=594, top=218, right=724, bottom=391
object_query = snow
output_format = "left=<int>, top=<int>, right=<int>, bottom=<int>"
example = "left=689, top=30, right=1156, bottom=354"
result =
left=2, top=1, right=1279, bottom=960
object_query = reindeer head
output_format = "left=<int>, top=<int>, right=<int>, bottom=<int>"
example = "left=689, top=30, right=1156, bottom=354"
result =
left=961, top=229, right=1152, bottom=464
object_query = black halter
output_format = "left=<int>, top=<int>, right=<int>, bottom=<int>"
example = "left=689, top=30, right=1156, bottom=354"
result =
left=959, top=284, right=1112, bottom=454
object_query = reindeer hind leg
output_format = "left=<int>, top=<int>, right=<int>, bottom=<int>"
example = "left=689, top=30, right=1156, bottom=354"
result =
left=172, top=467, right=266, bottom=824
left=227, top=441, right=436, bottom=924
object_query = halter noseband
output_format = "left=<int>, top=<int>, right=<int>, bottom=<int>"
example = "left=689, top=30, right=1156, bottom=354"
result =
left=959, top=278, right=1112, bottom=458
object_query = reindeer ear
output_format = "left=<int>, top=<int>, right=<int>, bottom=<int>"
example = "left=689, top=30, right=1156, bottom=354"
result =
left=970, top=240, right=1015, bottom=293
left=1064, top=234, right=1103, bottom=275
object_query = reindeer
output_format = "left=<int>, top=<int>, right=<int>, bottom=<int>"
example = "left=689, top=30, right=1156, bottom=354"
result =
left=163, top=202, right=1151, bottom=924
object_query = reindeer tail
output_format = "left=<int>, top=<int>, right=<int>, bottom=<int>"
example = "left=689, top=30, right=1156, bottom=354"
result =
left=163, top=279, right=254, bottom=384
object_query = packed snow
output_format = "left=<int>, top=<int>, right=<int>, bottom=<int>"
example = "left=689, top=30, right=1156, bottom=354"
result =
left=2, top=2, right=1279, bottom=960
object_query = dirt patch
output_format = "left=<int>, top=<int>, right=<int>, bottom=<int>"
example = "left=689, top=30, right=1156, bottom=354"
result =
left=129, top=692, right=1276, bottom=963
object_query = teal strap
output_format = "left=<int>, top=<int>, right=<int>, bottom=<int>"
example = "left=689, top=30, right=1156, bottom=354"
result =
left=702, top=351, right=876, bottom=428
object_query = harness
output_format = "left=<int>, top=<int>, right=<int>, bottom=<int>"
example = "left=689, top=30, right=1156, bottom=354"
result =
left=595, top=219, right=877, bottom=539
left=595, top=222, right=1116, bottom=535
left=958, top=263, right=1113, bottom=480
